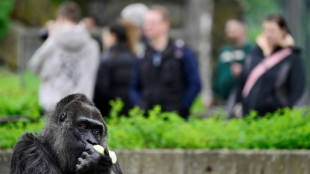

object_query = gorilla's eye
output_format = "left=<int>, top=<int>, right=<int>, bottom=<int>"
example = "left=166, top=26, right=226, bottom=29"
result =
left=94, top=129, right=101, bottom=136
left=59, top=112, right=67, bottom=122
left=79, top=123, right=87, bottom=130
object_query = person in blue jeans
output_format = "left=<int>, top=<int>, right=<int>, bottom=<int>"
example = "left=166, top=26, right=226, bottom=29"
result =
left=130, top=5, right=201, bottom=120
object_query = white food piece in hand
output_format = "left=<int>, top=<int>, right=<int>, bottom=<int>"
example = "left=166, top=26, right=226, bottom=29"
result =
left=93, top=145, right=117, bottom=164
left=93, top=145, right=105, bottom=154
left=109, top=150, right=117, bottom=164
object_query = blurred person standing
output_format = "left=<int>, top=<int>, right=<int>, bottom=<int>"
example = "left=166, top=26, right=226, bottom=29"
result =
left=212, top=18, right=252, bottom=104
left=229, top=14, right=306, bottom=118
left=121, top=3, right=149, bottom=31
left=121, top=3, right=149, bottom=54
left=94, top=19, right=138, bottom=117
left=28, top=2, right=100, bottom=112
left=130, top=5, right=201, bottom=120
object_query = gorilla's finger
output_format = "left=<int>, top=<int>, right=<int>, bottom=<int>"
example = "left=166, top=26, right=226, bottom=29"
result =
left=76, top=164, right=84, bottom=174
left=76, top=163, right=82, bottom=170
left=77, top=157, right=83, bottom=164
left=104, top=147, right=110, bottom=157
left=85, top=144, right=92, bottom=150
left=81, top=152, right=88, bottom=158
left=88, top=148, right=94, bottom=154
left=85, top=144, right=95, bottom=154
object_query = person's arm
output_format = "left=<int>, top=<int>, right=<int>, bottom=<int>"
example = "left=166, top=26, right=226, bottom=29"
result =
left=212, top=46, right=227, bottom=95
left=288, top=53, right=306, bottom=107
left=78, top=41, right=100, bottom=100
left=28, top=37, right=57, bottom=77
left=212, top=56, right=221, bottom=96
left=181, top=48, right=202, bottom=110
left=225, top=56, right=249, bottom=119
left=234, top=59, right=249, bottom=104
left=94, top=55, right=111, bottom=100
left=234, top=45, right=259, bottom=104
left=129, top=59, right=142, bottom=105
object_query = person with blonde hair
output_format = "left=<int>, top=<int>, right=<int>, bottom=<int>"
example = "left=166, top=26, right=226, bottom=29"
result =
left=229, top=14, right=306, bottom=118
left=121, top=3, right=149, bottom=30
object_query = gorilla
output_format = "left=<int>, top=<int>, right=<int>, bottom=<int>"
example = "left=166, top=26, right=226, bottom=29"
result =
left=10, top=93, right=122, bottom=174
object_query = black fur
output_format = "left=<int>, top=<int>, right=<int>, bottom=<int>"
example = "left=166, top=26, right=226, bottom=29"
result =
left=10, top=94, right=122, bottom=174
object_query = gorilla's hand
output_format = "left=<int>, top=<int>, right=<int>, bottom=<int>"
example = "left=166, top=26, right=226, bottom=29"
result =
left=76, top=144, right=113, bottom=174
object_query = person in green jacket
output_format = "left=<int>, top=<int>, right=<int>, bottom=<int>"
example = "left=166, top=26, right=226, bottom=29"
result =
left=212, top=18, right=252, bottom=103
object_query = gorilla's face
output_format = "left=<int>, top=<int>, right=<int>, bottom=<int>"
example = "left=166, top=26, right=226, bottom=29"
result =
left=74, top=114, right=105, bottom=146
left=64, top=104, right=107, bottom=155
left=45, top=94, right=108, bottom=173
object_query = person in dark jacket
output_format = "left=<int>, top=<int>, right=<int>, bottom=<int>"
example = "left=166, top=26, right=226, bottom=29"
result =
left=212, top=18, right=252, bottom=102
left=230, top=14, right=306, bottom=118
left=94, top=19, right=138, bottom=117
left=130, top=5, right=201, bottom=120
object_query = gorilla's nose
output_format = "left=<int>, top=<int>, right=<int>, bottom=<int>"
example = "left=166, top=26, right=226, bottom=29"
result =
left=87, top=139, right=98, bottom=145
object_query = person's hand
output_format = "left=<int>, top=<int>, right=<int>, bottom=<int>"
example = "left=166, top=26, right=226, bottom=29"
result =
left=203, top=98, right=214, bottom=109
left=231, top=63, right=243, bottom=77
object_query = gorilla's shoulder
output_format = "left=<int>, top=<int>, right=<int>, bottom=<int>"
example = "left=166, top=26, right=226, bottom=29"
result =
left=19, top=132, right=37, bottom=142
left=12, top=133, right=47, bottom=162
left=11, top=133, right=61, bottom=174
left=14, top=133, right=41, bottom=151
left=13, top=132, right=55, bottom=160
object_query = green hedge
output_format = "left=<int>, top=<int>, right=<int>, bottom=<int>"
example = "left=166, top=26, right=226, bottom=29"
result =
left=1, top=71, right=310, bottom=150
left=0, top=70, right=41, bottom=120
left=107, top=100, right=310, bottom=150
left=1, top=104, right=310, bottom=150
left=0, top=120, right=44, bottom=149
left=0, top=0, right=15, bottom=38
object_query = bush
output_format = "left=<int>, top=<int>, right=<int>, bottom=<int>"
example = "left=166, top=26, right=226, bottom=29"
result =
left=107, top=102, right=310, bottom=150
left=1, top=98, right=310, bottom=150
left=0, top=120, right=44, bottom=149
left=0, top=0, right=15, bottom=38
left=0, top=70, right=41, bottom=120
left=1, top=71, right=310, bottom=150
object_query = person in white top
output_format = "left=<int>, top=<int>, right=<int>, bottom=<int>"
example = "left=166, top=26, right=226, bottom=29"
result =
left=28, top=2, right=100, bottom=112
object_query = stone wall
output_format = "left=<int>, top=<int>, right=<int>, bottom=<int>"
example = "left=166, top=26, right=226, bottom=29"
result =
left=0, top=149, right=12, bottom=174
left=2, top=149, right=310, bottom=174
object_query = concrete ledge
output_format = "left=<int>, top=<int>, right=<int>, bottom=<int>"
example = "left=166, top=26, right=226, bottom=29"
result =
left=0, top=149, right=12, bottom=174
left=2, top=149, right=310, bottom=174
